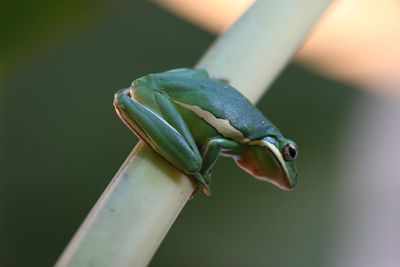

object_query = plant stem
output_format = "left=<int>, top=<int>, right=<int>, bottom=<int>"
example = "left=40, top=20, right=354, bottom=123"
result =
left=55, top=1, right=332, bottom=266
left=197, top=0, right=333, bottom=103
left=56, top=143, right=193, bottom=267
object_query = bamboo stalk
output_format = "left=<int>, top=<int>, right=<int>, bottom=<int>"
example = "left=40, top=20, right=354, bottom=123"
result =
left=197, top=0, right=333, bottom=103
left=55, top=143, right=193, bottom=267
left=55, top=1, right=332, bottom=266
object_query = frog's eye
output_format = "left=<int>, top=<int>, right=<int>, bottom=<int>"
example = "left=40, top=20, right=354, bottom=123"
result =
left=283, top=143, right=297, bottom=161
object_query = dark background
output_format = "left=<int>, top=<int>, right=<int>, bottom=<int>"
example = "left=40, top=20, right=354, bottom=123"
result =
left=1, top=1, right=362, bottom=266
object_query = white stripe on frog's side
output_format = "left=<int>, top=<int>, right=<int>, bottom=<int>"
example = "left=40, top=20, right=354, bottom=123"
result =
left=173, top=100, right=248, bottom=142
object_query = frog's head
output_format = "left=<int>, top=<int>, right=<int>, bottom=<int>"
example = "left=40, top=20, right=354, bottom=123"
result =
left=234, top=136, right=298, bottom=190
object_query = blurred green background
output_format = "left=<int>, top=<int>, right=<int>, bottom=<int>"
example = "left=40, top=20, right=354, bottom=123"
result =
left=1, top=1, right=363, bottom=266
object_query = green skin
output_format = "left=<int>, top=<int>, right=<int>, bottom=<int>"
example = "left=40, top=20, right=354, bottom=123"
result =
left=114, top=68, right=298, bottom=195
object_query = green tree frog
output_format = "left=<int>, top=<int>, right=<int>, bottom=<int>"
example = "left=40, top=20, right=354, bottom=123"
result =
left=114, top=68, right=298, bottom=195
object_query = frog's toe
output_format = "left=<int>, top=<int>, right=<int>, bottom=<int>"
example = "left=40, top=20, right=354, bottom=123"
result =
left=202, top=185, right=212, bottom=196
left=192, top=173, right=212, bottom=196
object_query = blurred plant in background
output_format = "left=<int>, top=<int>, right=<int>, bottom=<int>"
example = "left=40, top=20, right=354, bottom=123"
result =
left=1, top=0, right=399, bottom=266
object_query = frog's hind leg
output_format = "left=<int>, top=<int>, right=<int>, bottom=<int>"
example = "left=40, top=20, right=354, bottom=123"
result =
left=134, top=87, right=200, bottom=157
left=114, top=89, right=153, bottom=146
left=114, top=89, right=210, bottom=192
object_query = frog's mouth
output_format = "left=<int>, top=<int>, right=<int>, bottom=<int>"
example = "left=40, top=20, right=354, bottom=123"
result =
left=233, top=139, right=296, bottom=190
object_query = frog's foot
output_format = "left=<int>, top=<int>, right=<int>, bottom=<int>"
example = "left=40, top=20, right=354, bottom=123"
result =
left=203, top=185, right=212, bottom=196
left=189, top=183, right=211, bottom=199
left=192, top=173, right=212, bottom=196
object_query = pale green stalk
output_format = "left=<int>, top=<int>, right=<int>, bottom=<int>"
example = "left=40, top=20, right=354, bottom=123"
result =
left=55, top=1, right=332, bottom=266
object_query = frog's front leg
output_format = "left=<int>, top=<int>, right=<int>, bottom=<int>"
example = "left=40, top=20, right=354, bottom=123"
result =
left=200, top=138, right=245, bottom=180
left=114, top=89, right=210, bottom=192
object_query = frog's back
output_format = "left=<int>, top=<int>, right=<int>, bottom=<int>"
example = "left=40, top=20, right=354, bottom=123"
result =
left=139, top=71, right=282, bottom=140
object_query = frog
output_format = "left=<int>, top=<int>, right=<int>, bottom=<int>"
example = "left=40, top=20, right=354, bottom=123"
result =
left=114, top=68, right=298, bottom=195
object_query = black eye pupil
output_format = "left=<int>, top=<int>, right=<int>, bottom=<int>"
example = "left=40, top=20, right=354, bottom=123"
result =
left=283, top=144, right=297, bottom=161
left=289, top=146, right=296, bottom=158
